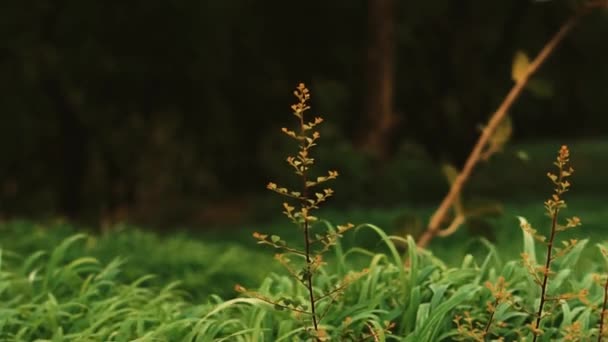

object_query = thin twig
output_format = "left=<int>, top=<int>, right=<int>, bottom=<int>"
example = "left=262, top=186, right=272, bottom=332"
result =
left=314, top=272, right=366, bottom=303
left=532, top=208, right=560, bottom=341
left=483, top=298, right=500, bottom=340
left=599, top=275, right=608, bottom=341
left=436, top=214, right=465, bottom=237
left=244, top=291, right=312, bottom=315
left=258, top=241, right=307, bottom=256
left=299, top=113, right=319, bottom=332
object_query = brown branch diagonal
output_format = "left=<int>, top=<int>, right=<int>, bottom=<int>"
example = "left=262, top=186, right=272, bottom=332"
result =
left=415, top=5, right=598, bottom=250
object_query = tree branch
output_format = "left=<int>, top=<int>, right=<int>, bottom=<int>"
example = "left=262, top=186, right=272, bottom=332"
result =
left=416, top=3, right=604, bottom=249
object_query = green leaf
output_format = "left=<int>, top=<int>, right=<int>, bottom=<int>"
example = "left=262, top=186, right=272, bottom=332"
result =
left=271, top=235, right=281, bottom=243
left=488, top=115, right=512, bottom=154
left=415, top=303, right=430, bottom=331
left=526, top=78, right=554, bottom=98
left=429, top=284, right=449, bottom=311
left=494, top=302, right=528, bottom=323
left=412, top=284, right=480, bottom=341
left=597, top=243, right=608, bottom=268
left=560, top=301, right=573, bottom=328
left=516, top=150, right=530, bottom=161
left=554, top=239, right=588, bottom=270
left=441, top=164, right=459, bottom=186
left=519, top=216, right=538, bottom=265
left=404, top=286, right=422, bottom=335
left=512, top=50, right=530, bottom=83
left=44, top=234, right=88, bottom=291
left=547, top=269, right=571, bottom=293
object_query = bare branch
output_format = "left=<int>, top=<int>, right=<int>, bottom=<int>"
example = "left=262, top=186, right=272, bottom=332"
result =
left=416, top=5, right=596, bottom=249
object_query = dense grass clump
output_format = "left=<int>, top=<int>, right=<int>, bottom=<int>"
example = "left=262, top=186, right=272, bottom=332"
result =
left=0, top=234, right=188, bottom=340
left=0, top=233, right=288, bottom=340
left=0, top=221, right=278, bottom=301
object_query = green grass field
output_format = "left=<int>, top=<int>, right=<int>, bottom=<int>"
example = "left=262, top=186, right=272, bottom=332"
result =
left=2, top=192, right=605, bottom=301
left=3, top=139, right=606, bottom=284
left=1, top=139, right=606, bottom=340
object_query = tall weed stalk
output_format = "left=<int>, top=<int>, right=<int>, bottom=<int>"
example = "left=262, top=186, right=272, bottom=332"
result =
left=236, top=83, right=366, bottom=340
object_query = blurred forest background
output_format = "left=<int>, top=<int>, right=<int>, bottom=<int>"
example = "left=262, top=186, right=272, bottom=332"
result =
left=0, top=0, right=606, bottom=229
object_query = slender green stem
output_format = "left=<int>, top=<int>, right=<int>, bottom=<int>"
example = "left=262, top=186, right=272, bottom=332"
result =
left=483, top=298, right=499, bottom=341
left=303, top=218, right=318, bottom=331
left=246, top=291, right=312, bottom=315
left=533, top=208, right=559, bottom=342
left=299, top=114, right=318, bottom=332
left=599, top=275, right=608, bottom=341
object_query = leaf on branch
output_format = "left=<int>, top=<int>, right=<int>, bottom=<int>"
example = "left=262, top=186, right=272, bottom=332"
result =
left=526, top=78, right=554, bottom=98
left=281, top=127, right=298, bottom=139
left=487, top=115, right=512, bottom=156
left=516, top=150, right=530, bottom=161
left=518, top=216, right=546, bottom=243
left=512, top=50, right=530, bottom=83
left=337, top=223, right=355, bottom=233
left=283, top=202, right=295, bottom=214
left=253, top=232, right=268, bottom=241
left=442, top=163, right=459, bottom=186
left=441, top=164, right=465, bottom=215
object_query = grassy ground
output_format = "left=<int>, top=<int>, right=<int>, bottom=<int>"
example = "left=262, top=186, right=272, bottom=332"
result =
left=3, top=201, right=605, bottom=340
left=2, top=193, right=605, bottom=301
left=1, top=138, right=605, bottom=300
left=239, top=193, right=608, bottom=274
left=0, top=139, right=606, bottom=339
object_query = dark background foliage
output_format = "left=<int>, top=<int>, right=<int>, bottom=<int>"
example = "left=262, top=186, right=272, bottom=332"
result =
left=0, top=0, right=606, bottom=227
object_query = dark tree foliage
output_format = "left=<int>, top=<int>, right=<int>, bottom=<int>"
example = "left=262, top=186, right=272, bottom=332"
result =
left=0, top=0, right=606, bottom=224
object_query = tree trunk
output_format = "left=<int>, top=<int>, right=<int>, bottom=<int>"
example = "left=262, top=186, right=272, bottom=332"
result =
left=361, top=0, right=397, bottom=159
